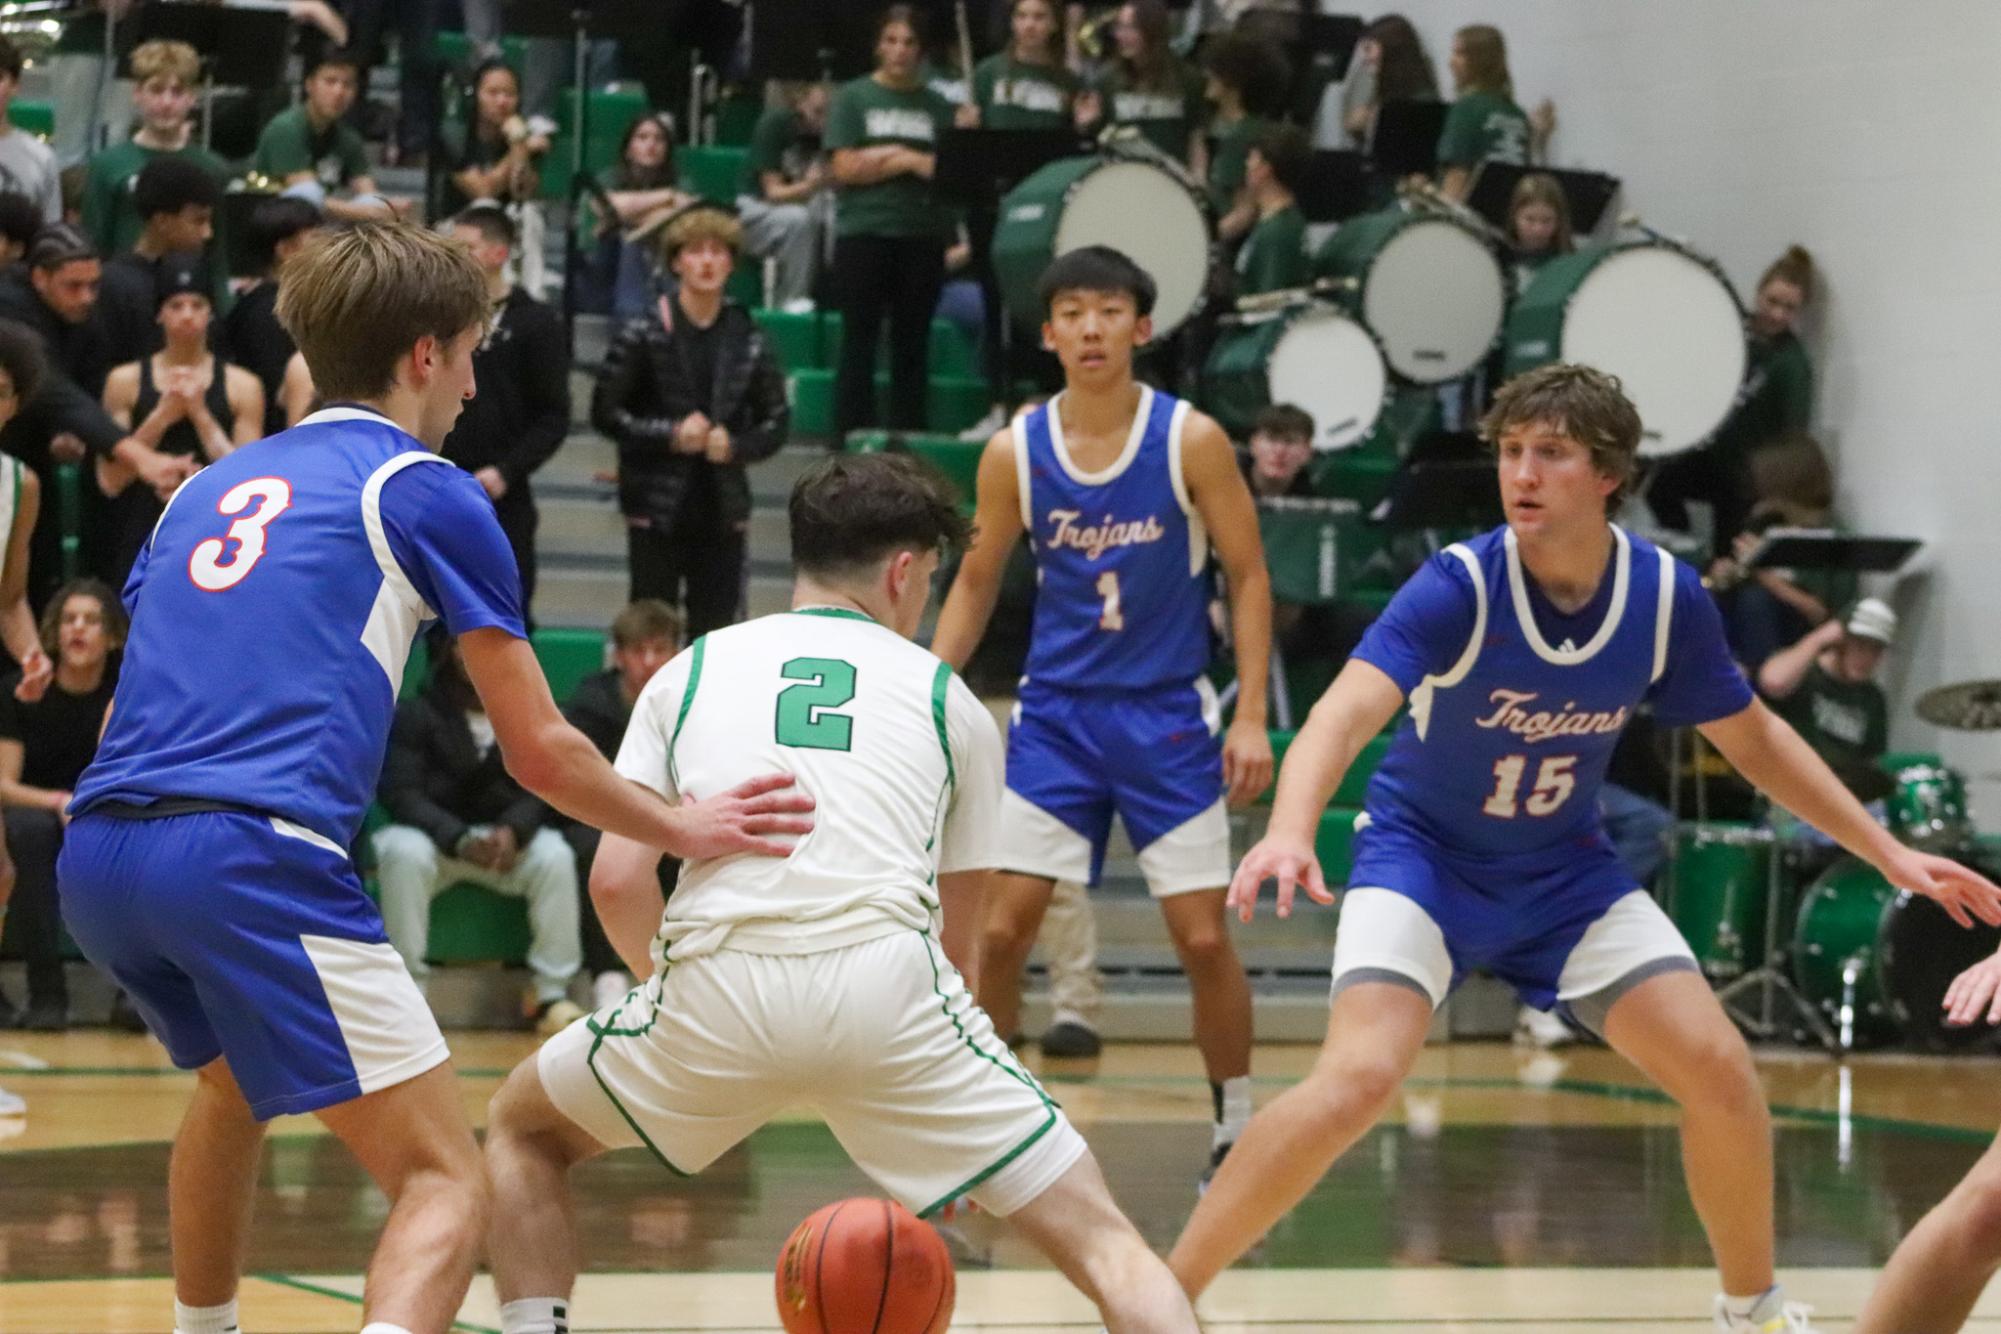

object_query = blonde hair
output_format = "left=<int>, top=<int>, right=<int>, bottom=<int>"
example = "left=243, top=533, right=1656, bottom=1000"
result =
left=1759, top=244, right=1816, bottom=305
left=1454, top=24, right=1511, bottom=98
left=1508, top=172, right=1572, bottom=254
left=1482, top=363, right=1643, bottom=509
left=275, top=221, right=489, bottom=403
left=658, top=207, right=744, bottom=265
left=130, top=39, right=201, bottom=89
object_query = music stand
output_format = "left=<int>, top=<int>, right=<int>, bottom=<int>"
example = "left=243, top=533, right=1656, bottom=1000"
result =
left=934, top=128, right=1082, bottom=206
left=1296, top=149, right=1376, bottom=224
left=120, top=4, right=293, bottom=152
left=1367, top=100, right=1447, bottom=180
left=1742, top=529, right=1924, bottom=577
left=1288, top=14, right=1363, bottom=126
left=1466, top=161, right=1621, bottom=238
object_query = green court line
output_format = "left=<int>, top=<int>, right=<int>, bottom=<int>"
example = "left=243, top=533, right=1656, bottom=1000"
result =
left=255, top=1271, right=501, bottom=1334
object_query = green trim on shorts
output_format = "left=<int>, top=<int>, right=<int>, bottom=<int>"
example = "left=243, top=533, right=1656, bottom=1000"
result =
left=913, top=928, right=1060, bottom=1217
left=666, top=635, right=706, bottom=791
left=923, top=661, right=957, bottom=879
left=581, top=969, right=689, bottom=1177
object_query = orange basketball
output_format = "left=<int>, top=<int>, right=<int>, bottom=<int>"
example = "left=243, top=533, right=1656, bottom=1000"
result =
left=775, top=1198, right=955, bottom=1334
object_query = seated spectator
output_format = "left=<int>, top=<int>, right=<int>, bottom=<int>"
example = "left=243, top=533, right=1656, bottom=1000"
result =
left=1201, top=31, right=1289, bottom=242
left=1710, top=433, right=1849, bottom=673
left=1758, top=597, right=1894, bottom=780
left=439, top=206, right=568, bottom=616
left=81, top=40, right=231, bottom=256
left=1436, top=24, right=1554, bottom=202
left=0, top=579, right=122, bottom=1033
left=1240, top=402, right=1315, bottom=499
left=99, top=263, right=264, bottom=586
left=439, top=59, right=551, bottom=295
left=96, top=155, right=222, bottom=367
left=1233, top=123, right=1310, bottom=298
left=592, top=207, right=790, bottom=639
left=0, top=38, right=59, bottom=224
left=1336, top=16, right=1440, bottom=150
left=220, top=195, right=322, bottom=437
left=593, top=112, right=693, bottom=322
left=373, top=633, right=584, bottom=1034
left=1504, top=170, right=1572, bottom=292
left=0, top=193, right=42, bottom=266
left=557, top=599, right=681, bottom=1009
left=0, top=321, right=51, bottom=694
left=739, top=84, right=833, bottom=313
left=252, top=50, right=399, bottom=222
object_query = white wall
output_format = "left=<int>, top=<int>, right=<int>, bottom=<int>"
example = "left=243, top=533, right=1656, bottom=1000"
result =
left=1345, top=1, right=2001, bottom=803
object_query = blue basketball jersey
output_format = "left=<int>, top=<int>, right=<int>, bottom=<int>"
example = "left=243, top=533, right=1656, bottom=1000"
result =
left=1352, top=525, right=1751, bottom=868
left=72, top=406, right=526, bottom=846
left=1018, top=386, right=1212, bottom=690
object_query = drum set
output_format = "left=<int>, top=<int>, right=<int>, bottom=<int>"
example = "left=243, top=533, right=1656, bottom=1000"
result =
left=1671, top=684, right=2001, bottom=1054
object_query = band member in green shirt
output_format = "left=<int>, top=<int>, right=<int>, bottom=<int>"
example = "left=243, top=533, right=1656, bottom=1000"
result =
left=1234, top=124, right=1310, bottom=298
left=1076, top=0, right=1208, bottom=178
left=1504, top=171, right=1572, bottom=293
left=739, top=82, right=832, bottom=311
left=827, top=5, right=956, bottom=438
left=1201, top=31, right=1289, bottom=242
left=1436, top=24, right=1554, bottom=202
left=971, top=0, right=1083, bottom=131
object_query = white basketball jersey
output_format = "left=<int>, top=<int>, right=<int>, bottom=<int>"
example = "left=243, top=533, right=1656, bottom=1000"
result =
left=615, top=607, right=1004, bottom=966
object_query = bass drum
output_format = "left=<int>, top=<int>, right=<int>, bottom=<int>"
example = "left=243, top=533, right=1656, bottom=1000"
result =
left=1200, top=304, right=1389, bottom=452
left=1792, top=858, right=2001, bottom=1049
left=992, top=154, right=1212, bottom=340
left=1667, top=822, right=1773, bottom=982
left=1503, top=241, right=1747, bottom=458
left=1311, top=206, right=1507, bottom=384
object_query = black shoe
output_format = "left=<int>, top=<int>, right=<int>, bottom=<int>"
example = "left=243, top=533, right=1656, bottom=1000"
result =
left=0, top=991, right=18, bottom=1029
left=1039, top=1020, right=1102, bottom=1059
left=1199, top=1140, right=1232, bottom=1195
left=20, top=1000, right=66, bottom=1033
left=107, top=992, right=149, bottom=1033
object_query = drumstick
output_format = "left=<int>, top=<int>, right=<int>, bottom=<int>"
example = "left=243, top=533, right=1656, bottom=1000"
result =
left=956, top=0, right=975, bottom=84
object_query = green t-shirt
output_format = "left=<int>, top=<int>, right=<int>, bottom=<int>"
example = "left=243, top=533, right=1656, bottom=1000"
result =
left=252, top=106, right=370, bottom=193
left=1713, top=330, right=1813, bottom=460
left=825, top=76, right=954, bottom=240
left=1095, top=61, right=1207, bottom=162
left=1436, top=89, right=1529, bottom=169
left=748, top=105, right=818, bottom=191
left=974, top=53, right=1078, bottom=131
left=1206, top=113, right=1270, bottom=213
left=1778, top=662, right=1887, bottom=773
left=1236, top=205, right=1308, bottom=296
left=81, top=139, right=232, bottom=258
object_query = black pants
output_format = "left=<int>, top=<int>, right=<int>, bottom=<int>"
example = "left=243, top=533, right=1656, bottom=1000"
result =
left=1646, top=445, right=1751, bottom=556
left=626, top=516, right=746, bottom=642
left=1, top=807, right=66, bottom=1008
left=560, top=821, right=677, bottom=979
left=833, top=234, right=946, bottom=440
left=343, top=0, right=443, bottom=156
left=494, top=490, right=540, bottom=625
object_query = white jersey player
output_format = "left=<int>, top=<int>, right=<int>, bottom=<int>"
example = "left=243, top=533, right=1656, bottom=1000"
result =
left=482, top=453, right=1198, bottom=1334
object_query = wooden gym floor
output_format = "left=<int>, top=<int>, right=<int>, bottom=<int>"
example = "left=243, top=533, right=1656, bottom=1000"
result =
left=9, top=1031, right=2001, bottom=1332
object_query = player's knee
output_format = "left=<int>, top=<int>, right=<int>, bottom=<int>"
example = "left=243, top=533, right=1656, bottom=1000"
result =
left=1950, top=1175, right=2001, bottom=1258
left=1311, top=1046, right=1407, bottom=1118
left=373, top=824, right=439, bottom=877
left=1673, top=1029, right=1763, bottom=1113
left=1169, top=916, right=1235, bottom=973
left=980, top=912, right=1036, bottom=964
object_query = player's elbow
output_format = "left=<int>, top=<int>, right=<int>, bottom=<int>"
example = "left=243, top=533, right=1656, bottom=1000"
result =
left=497, top=724, right=570, bottom=800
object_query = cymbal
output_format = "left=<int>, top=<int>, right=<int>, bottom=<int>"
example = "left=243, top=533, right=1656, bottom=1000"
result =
left=1917, top=679, right=2001, bottom=730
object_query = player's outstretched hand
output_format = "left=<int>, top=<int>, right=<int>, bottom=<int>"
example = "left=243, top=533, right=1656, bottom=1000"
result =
left=1944, top=947, right=2001, bottom=1027
left=13, top=648, right=51, bottom=703
left=1227, top=833, right=1333, bottom=924
left=1883, top=845, right=2001, bottom=929
left=675, top=773, right=815, bottom=860
left=1221, top=717, right=1274, bottom=810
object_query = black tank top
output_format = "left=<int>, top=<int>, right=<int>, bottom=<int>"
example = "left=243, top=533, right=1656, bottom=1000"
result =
left=136, top=354, right=235, bottom=460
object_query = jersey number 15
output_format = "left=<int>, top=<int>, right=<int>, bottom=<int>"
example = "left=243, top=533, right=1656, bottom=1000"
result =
left=1482, top=754, right=1578, bottom=819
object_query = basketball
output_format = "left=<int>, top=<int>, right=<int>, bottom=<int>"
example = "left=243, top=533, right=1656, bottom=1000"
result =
left=774, top=1198, right=955, bottom=1334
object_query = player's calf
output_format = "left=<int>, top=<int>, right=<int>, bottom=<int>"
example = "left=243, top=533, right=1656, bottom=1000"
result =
left=1007, top=1153, right=1198, bottom=1333
left=486, top=1055, right=610, bottom=1321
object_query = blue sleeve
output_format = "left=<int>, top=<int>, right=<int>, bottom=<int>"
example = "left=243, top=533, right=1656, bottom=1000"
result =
left=1350, top=551, right=1480, bottom=696
left=378, top=462, right=528, bottom=641
left=1648, top=561, right=1754, bottom=727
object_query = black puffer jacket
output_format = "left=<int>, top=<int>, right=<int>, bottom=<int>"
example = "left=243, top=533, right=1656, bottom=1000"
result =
left=590, top=301, right=789, bottom=531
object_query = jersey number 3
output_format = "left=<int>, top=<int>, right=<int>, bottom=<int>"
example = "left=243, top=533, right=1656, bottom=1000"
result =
left=775, top=657, right=856, bottom=752
left=1482, top=754, right=1578, bottom=818
left=189, top=477, right=292, bottom=592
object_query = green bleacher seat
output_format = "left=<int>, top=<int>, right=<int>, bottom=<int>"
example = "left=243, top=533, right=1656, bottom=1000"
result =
left=533, top=627, right=606, bottom=701
left=679, top=145, right=748, bottom=204
left=1316, top=806, right=1366, bottom=884
left=9, top=100, right=52, bottom=138
left=427, top=883, right=532, bottom=964
left=791, top=369, right=834, bottom=437
left=726, top=264, right=763, bottom=308
left=754, top=307, right=820, bottom=371
left=1312, top=449, right=1397, bottom=508
left=714, top=93, right=763, bottom=147
left=925, top=375, right=989, bottom=433
left=844, top=432, right=983, bottom=507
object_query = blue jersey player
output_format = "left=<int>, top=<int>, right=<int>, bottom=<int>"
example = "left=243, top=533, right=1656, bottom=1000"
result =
left=1167, top=364, right=2001, bottom=1332
left=933, top=246, right=1275, bottom=1183
left=57, top=222, right=811, bottom=1334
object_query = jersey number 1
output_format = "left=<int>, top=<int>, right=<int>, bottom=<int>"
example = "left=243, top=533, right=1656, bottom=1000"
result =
left=775, top=657, right=856, bottom=752
left=189, top=477, right=292, bottom=592
left=1097, top=570, right=1123, bottom=631
left=1482, top=754, right=1578, bottom=818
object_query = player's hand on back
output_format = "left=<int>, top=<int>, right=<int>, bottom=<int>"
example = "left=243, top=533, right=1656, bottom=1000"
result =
left=1221, top=717, right=1274, bottom=809
left=1943, top=946, right=2001, bottom=1028
left=1882, top=845, right=2001, bottom=930
left=1228, top=833, right=1333, bottom=924
left=673, top=772, right=816, bottom=860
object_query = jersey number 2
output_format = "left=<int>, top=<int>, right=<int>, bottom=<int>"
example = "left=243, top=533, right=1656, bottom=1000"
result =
left=189, top=477, right=292, bottom=592
left=775, top=657, right=856, bottom=752
left=1482, top=754, right=1578, bottom=818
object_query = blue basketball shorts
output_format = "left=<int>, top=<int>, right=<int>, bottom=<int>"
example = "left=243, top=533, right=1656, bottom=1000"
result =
left=59, top=808, right=448, bottom=1120
left=1334, top=818, right=1696, bottom=1016
left=1000, top=677, right=1228, bottom=895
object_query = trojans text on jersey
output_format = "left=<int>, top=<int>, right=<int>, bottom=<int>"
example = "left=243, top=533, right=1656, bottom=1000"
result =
left=1044, top=509, right=1165, bottom=562
left=1472, top=688, right=1629, bottom=746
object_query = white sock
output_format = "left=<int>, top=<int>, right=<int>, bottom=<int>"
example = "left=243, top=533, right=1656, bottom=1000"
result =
left=499, top=1298, right=570, bottom=1334
left=173, top=1298, right=238, bottom=1334
left=1212, top=1075, right=1252, bottom=1148
left=1721, top=1286, right=1779, bottom=1322
left=359, top=1325, right=417, bottom=1334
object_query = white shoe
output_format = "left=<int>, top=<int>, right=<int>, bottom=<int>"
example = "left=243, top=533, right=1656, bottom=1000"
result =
left=592, top=970, right=633, bottom=1011
left=1714, top=1294, right=1821, bottom=1332
left=957, top=405, right=1006, bottom=441
left=0, top=1084, right=24, bottom=1116
left=1514, top=1004, right=1576, bottom=1049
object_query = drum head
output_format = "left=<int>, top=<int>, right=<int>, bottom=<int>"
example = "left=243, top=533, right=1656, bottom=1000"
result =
left=1883, top=890, right=2001, bottom=1049
left=1558, top=245, right=1747, bottom=457
left=1054, top=160, right=1211, bottom=339
left=1269, top=309, right=1387, bottom=451
left=1361, top=218, right=1507, bottom=384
